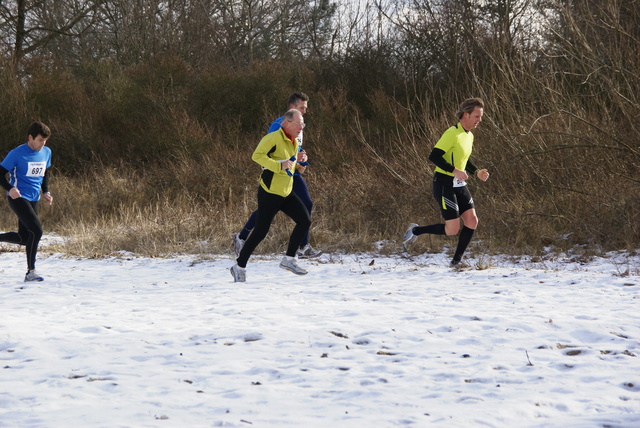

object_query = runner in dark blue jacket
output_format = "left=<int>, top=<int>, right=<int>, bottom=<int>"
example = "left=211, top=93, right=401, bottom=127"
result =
left=0, top=122, right=53, bottom=282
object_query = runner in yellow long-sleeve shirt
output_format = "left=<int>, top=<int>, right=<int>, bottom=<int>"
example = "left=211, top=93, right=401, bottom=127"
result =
left=402, top=98, right=490, bottom=266
left=230, top=109, right=311, bottom=282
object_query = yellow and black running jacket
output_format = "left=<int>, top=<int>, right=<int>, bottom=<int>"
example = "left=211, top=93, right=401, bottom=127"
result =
left=252, top=128, right=299, bottom=197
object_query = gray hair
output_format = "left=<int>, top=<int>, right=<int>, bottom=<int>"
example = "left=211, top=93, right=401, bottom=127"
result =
left=283, top=109, right=302, bottom=121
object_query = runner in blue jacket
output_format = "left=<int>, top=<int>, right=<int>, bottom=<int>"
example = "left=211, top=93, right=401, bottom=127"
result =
left=0, top=122, right=53, bottom=282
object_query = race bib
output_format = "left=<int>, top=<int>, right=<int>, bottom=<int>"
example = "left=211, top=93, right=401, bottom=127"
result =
left=27, top=161, right=46, bottom=177
left=453, top=177, right=466, bottom=187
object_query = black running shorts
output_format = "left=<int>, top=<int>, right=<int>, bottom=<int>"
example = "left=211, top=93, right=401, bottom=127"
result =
left=432, top=179, right=474, bottom=221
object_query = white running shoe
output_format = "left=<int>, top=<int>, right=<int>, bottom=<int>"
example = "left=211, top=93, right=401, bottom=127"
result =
left=25, top=269, right=44, bottom=282
left=402, top=223, right=418, bottom=250
left=296, top=244, right=322, bottom=259
left=233, top=233, right=245, bottom=257
left=230, top=264, right=246, bottom=282
left=279, top=256, right=308, bottom=275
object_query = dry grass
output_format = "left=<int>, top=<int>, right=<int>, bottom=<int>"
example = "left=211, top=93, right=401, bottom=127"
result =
left=2, top=101, right=638, bottom=260
left=1, top=4, right=639, bottom=260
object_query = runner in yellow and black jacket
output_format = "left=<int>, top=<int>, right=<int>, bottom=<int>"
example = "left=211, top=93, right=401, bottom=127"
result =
left=230, top=109, right=311, bottom=282
left=233, top=91, right=321, bottom=259
left=253, top=127, right=300, bottom=197
left=402, top=98, right=490, bottom=266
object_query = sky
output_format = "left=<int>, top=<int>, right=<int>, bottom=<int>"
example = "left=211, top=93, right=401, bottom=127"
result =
left=1, top=239, right=639, bottom=427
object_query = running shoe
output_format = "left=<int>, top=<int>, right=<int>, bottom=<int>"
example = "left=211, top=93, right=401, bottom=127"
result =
left=450, top=259, right=470, bottom=268
left=297, top=244, right=322, bottom=259
left=230, top=264, right=246, bottom=282
left=402, top=223, right=418, bottom=250
left=232, top=233, right=245, bottom=257
left=279, top=256, right=308, bottom=275
left=24, top=269, right=44, bottom=282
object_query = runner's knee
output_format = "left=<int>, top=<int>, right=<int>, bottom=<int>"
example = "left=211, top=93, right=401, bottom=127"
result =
left=298, top=215, right=311, bottom=230
left=445, top=222, right=460, bottom=236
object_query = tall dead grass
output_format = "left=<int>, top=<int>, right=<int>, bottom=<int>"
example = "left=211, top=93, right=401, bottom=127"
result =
left=0, top=109, right=637, bottom=260
left=1, top=12, right=639, bottom=260
left=1, top=84, right=638, bottom=259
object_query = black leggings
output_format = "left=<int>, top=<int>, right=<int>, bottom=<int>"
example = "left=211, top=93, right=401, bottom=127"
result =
left=237, top=187, right=311, bottom=268
left=0, top=197, right=42, bottom=270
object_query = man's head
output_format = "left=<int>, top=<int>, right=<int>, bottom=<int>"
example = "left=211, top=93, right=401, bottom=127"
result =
left=27, top=121, right=51, bottom=151
left=27, top=121, right=51, bottom=140
left=281, top=109, right=305, bottom=139
left=287, top=92, right=309, bottom=115
left=457, top=98, right=484, bottom=131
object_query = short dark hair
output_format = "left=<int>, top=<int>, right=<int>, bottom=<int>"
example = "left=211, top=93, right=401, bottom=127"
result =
left=287, top=92, right=309, bottom=108
left=456, top=98, right=484, bottom=120
left=27, top=121, right=51, bottom=139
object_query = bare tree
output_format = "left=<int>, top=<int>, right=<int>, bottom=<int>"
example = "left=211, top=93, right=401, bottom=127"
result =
left=0, top=0, right=106, bottom=62
left=81, top=0, right=338, bottom=66
left=1, top=0, right=338, bottom=67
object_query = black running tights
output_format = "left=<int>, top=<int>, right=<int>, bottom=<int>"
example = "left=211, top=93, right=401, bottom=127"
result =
left=0, top=197, right=42, bottom=270
left=237, top=187, right=311, bottom=268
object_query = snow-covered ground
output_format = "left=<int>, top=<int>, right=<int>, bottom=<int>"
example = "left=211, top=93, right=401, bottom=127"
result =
left=1, top=240, right=639, bottom=427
